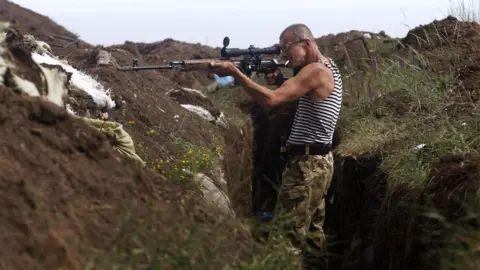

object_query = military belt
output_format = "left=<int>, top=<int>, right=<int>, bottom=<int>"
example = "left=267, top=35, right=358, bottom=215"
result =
left=280, top=143, right=331, bottom=156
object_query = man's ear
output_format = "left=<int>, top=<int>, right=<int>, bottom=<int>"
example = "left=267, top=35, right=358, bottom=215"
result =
left=303, top=38, right=312, bottom=48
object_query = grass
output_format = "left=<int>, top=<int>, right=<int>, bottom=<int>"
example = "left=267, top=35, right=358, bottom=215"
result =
left=332, top=3, right=480, bottom=267
left=446, top=0, right=480, bottom=21
left=150, top=137, right=220, bottom=182
left=337, top=20, right=479, bottom=187
left=205, top=9, right=479, bottom=267
left=338, top=58, right=478, bottom=185
left=85, top=193, right=304, bottom=270
left=116, top=19, right=479, bottom=270
left=64, top=1, right=480, bottom=268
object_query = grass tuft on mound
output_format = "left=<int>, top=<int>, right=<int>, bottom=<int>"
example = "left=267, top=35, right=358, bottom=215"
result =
left=334, top=7, right=479, bottom=267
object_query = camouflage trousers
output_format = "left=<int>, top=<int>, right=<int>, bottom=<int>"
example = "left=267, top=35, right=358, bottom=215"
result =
left=276, top=152, right=334, bottom=268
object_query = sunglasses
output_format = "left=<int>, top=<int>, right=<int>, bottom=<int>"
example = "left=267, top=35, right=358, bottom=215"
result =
left=280, top=39, right=308, bottom=54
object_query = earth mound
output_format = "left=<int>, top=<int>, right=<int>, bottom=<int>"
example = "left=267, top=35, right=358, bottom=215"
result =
left=0, top=0, right=89, bottom=50
left=0, top=17, right=255, bottom=269
left=0, top=83, right=156, bottom=269
left=6, top=0, right=479, bottom=269
left=315, top=29, right=392, bottom=72
left=324, top=15, right=480, bottom=270
left=135, top=38, right=220, bottom=62
left=401, top=15, right=480, bottom=100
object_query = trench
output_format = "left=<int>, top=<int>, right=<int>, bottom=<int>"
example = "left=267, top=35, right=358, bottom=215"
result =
left=228, top=93, right=479, bottom=269
left=246, top=101, right=392, bottom=269
left=248, top=100, right=298, bottom=219
left=244, top=102, right=402, bottom=269
left=324, top=154, right=385, bottom=270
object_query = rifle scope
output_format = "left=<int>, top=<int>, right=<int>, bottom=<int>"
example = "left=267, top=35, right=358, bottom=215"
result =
left=220, top=36, right=281, bottom=58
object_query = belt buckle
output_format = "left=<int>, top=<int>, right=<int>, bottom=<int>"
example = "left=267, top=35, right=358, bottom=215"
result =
left=305, top=144, right=310, bottom=155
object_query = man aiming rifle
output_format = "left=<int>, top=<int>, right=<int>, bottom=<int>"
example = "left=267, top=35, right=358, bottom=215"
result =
left=211, top=23, right=343, bottom=269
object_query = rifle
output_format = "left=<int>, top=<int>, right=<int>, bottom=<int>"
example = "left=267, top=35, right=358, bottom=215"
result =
left=116, top=36, right=288, bottom=78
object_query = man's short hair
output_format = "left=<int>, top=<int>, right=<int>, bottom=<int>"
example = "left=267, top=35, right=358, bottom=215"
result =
left=279, top=23, right=314, bottom=42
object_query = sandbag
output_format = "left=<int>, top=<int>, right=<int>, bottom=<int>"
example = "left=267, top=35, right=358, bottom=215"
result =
left=79, top=117, right=146, bottom=166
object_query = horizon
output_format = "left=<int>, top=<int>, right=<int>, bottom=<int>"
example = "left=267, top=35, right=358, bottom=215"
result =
left=11, top=0, right=452, bottom=48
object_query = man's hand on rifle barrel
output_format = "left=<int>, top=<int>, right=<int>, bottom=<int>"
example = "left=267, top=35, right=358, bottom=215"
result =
left=210, top=61, right=239, bottom=77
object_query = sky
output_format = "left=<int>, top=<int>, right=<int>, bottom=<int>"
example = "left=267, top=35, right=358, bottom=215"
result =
left=11, top=0, right=453, bottom=48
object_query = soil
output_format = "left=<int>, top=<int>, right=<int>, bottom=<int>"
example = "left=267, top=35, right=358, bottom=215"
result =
left=166, top=88, right=221, bottom=119
left=1, top=1, right=479, bottom=269
left=0, top=85, right=200, bottom=269
left=400, top=16, right=480, bottom=101
left=315, top=30, right=380, bottom=73
left=425, top=154, right=480, bottom=221
left=110, top=38, right=220, bottom=89
left=37, top=29, right=238, bottom=168
left=0, top=2, right=254, bottom=269
left=0, top=0, right=90, bottom=48
left=323, top=17, right=480, bottom=270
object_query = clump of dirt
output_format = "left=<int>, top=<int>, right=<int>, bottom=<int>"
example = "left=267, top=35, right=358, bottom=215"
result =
left=445, top=98, right=478, bottom=117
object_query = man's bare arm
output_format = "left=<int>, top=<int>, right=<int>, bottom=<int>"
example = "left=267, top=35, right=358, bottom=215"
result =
left=233, top=63, right=332, bottom=111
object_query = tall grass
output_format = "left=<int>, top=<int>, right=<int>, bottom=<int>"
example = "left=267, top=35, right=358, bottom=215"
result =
left=331, top=5, right=480, bottom=267
left=99, top=6, right=480, bottom=268
left=446, top=0, right=480, bottom=21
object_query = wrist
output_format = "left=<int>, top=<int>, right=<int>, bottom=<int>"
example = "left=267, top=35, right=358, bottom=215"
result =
left=232, top=69, right=245, bottom=83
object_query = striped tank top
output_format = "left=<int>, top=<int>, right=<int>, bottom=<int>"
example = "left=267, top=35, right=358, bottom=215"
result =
left=287, top=58, right=343, bottom=145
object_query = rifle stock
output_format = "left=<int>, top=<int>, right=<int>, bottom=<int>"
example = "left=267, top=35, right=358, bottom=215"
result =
left=169, top=59, right=226, bottom=71
left=117, top=66, right=134, bottom=71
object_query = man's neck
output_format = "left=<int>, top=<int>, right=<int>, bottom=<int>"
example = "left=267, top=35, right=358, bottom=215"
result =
left=307, top=49, right=324, bottom=63
left=293, top=50, right=325, bottom=71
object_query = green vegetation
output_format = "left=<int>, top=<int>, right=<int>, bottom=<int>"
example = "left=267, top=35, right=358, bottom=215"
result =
left=204, top=4, right=480, bottom=266
left=6, top=0, right=479, bottom=268
left=338, top=50, right=479, bottom=191
left=333, top=1, right=479, bottom=267
left=76, top=0, right=480, bottom=268
left=88, top=203, right=303, bottom=269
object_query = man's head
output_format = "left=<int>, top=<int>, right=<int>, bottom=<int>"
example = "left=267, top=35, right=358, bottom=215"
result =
left=279, top=23, right=320, bottom=68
